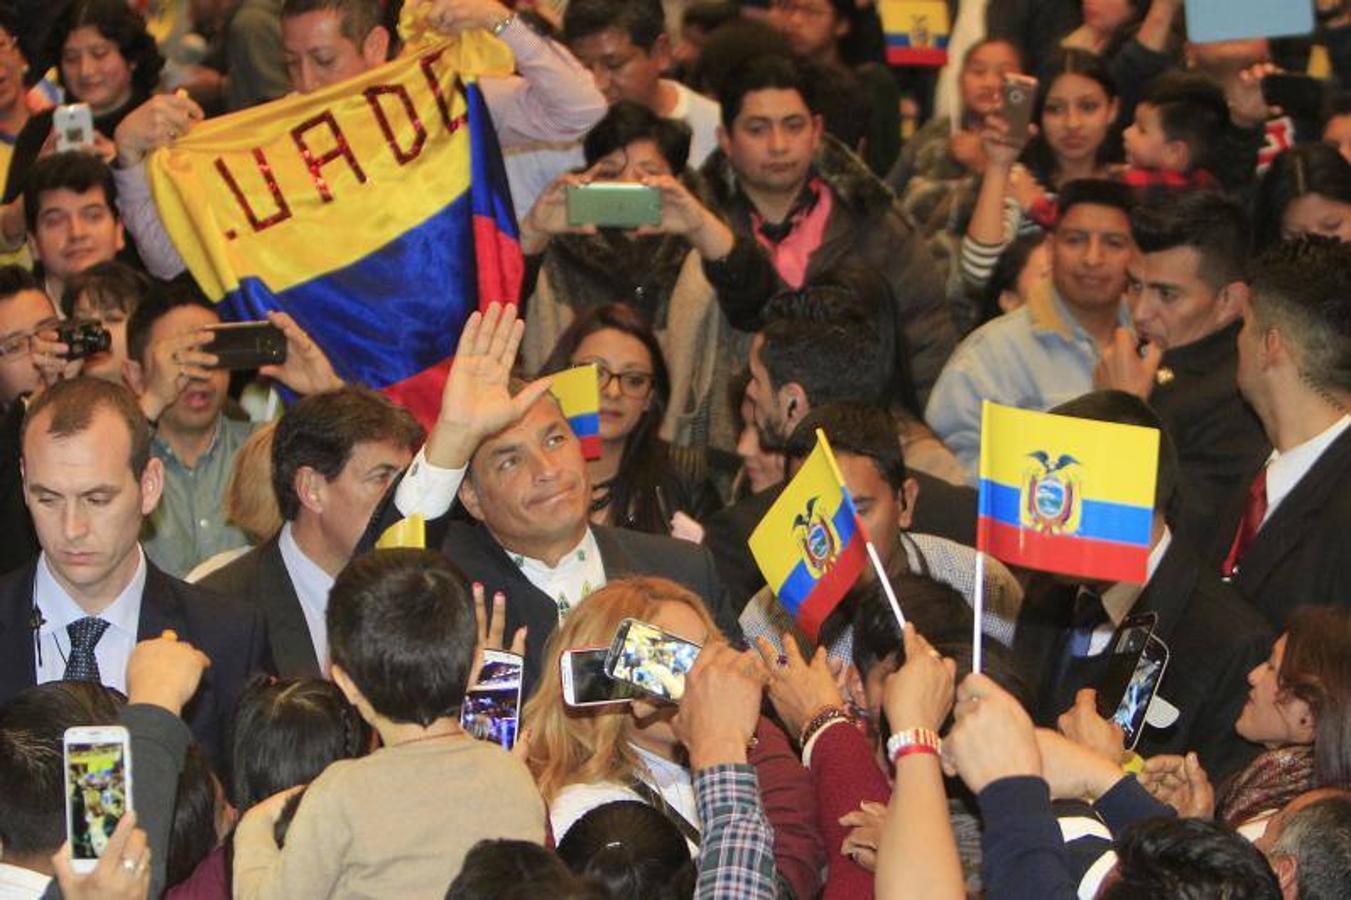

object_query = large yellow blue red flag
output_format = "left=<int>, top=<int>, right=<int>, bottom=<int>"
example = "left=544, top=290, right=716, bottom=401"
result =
left=548, top=364, right=602, bottom=459
left=145, top=25, right=521, bottom=426
left=977, top=402, right=1160, bottom=584
left=749, top=430, right=867, bottom=641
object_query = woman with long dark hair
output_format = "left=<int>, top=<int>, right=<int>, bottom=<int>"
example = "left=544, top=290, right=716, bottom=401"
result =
left=1253, top=143, right=1351, bottom=251
left=541, top=303, right=716, bottom=535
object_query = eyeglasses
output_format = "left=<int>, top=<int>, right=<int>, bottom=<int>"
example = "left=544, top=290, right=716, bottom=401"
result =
left=577, top=360, right=655, bottom=398
left=0, top=317, right=60, bottom=358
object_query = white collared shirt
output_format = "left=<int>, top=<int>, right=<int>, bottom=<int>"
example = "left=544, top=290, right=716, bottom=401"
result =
left=32, top=548, right=147, bottom=693
left=393, top=447, right=467, bottom=521
left=1087, top=527, right=1173, bottom=656
left=278, top=522, right=335, bottom=673
left=509, top=529, right=606, bottom=620
left=0, top=861, right=51, bottom=899
left=1262, top=415, right=1351, bottom=527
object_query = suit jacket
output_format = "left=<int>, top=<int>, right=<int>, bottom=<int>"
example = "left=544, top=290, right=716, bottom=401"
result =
left=1211, top=425, right=1351, bottom=627
left=1151, top=323, right=1270, bottom=546
left=200, top=535, right=321, bottom=677
left=440, top=521, right=737, bottom=698
left=1012, top=541, right=1272, bottom=782
left=0, top=559, right=273, bottom=768
left=702, top=470, right=979, bottom=615
left=0, top=401, right=38, bottom=577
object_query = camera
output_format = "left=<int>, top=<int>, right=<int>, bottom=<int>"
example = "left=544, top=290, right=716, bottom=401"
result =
left=57, top=320, right=112, bottom=360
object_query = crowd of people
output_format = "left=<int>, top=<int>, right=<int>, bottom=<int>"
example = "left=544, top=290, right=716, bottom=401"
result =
left=0, top=0, right=1349, bottom=898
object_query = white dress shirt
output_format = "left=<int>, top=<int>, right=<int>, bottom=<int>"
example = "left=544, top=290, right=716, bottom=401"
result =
left=1262, top=414, right=1351, bottom=527
left=32, top=548, right=147, bottom=694
left=394, top=447, right=467, bottom=521
left=508, top=529, right=606, bottom=619
left=0, top=862, right=51, bottom=899
left=278, top=522, right=336, bottom=673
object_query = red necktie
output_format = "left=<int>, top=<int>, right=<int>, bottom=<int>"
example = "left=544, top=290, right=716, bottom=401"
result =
left=1221, top=467, right=1269, bottom=578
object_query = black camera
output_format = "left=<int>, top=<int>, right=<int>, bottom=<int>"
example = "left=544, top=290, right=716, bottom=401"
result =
left=56, top=320, right=112, bottom=360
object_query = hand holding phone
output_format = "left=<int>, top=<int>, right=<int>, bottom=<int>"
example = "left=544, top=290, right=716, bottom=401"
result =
left=1094, top=613, right=1170, bottom=750
left=54, top=103, right=95, bottom=153
left=64, top=726, right=133, bottom=874
left=566, top=183, right=663, bottom=229
left=460, top=649, right=524, bottom=750
left=202, top=321, right=287, bottom=370
left=561, top=647, right=637, bottom=707
left=604, top=618, right=702, bottom=702
left=1001, top=74, right=1039, bottom=146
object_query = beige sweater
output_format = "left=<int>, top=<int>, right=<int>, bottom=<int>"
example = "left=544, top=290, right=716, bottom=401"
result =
left=233, top=736, right=546, bottom=900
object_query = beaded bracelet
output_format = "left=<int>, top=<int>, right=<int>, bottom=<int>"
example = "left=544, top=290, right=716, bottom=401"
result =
left=799, top=705, right=852, bottom=748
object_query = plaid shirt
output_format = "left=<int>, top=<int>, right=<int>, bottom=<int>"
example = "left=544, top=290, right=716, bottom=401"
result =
left=693, top=765, right=778, bottom=900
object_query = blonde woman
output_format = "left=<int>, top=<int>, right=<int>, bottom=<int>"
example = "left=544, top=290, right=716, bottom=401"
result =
left=184, top=423, right=281, bottom=582
left=523, top=577, right=823, bottom=899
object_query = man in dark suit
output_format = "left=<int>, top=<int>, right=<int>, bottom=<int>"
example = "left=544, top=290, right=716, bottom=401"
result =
left=203, top=388, right=423, bottom=676
left=703, top=280, right=979, bottom=611
left=1214, top=237, right=1351, bottom=626
left=1012, top=391, right=1272, bottom=782
left=388, top=304, right=736, bottom=694
left=1095, top=191, right=1270, bottom=544
left=0, top=377, right=271, bottom=766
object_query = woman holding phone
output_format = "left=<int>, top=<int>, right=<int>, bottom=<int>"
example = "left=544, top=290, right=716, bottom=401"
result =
left=523, top=576, right=822, bottom=900
left=540, top=304, right=719, bottom=537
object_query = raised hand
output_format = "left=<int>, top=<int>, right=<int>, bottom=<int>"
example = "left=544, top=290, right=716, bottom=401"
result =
left=466, top=581, right=526, bottom=686
left=134, top=327, right=217, bottom=423
left=51, top=812, right=151, bottom=900
left=114, top=92, right=205, bottom=168
left=424, top=303, right=552, bottom=469
left=126, top=630, right=211, bottom=716
left=426, top=0, right=513, bottom=34
left=944, top=673, right=1042, bottom=794
left=1034, top=728, right=1127, bottom=802
left=257, top=310, right=343, bottom=396
left=673, top=641, right=767, bottom=770
left=1056, top=687, right=1128, bottom=764
left=632, top=174, right=735, bottom=262
left=755, top=633, right=845, bottom=740
left=1094, top=327, right=1162, bottom=400
left=883, top=624, right=957, bottom=733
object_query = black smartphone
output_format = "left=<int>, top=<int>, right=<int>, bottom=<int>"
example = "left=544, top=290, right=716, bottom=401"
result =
left=604, top=618, right=702, bottom=702
left=1261, top=73, right=1325, bottom=119
left=1095, top=613, right=1170, bottom=750
left=560, top=647, right=638, bottom=707
left=202, top=322, right=287, bottom=370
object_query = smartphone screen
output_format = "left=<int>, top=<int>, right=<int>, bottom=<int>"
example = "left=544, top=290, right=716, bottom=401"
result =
left=605, top=618, right=702, bottom=702
left=460, top=650, right=523, bottom=751
left=64, top=729, right=131, bottom=868
left=1112, top=634, right=1169, bottom=749
left=562, top=647, right=638, bottom=706
left=1094, top=614, right=1168, bottom=750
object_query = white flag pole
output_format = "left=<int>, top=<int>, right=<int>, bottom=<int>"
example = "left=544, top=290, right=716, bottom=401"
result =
left=865, top=540, right=905, bottom=629
left=972, top=551, right=986, bottom=675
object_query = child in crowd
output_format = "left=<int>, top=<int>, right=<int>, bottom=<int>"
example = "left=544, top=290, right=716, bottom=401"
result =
left=1121, top=71, right=1228, bottom=191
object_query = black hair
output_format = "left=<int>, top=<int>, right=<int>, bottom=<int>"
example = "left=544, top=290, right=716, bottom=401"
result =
left=0, top=682, right=120, bottom=858
left=447, top=839, right=603, bottom=900
left=1254, top=143, right=1351, bottom=252
left=166, top=744, right=221, bottom=889
left=1247, top=236, right=1351, bottom=396
left=1138, top=70, right=1230, bottom=173
left=22, top=151, right=119, bottom=236
left=782, top=402, right=906, bottom=491
left=328, top=549, right=478, bottom=726
left=961, top=36, right=1025, bottom=71
left=563, top=0, right=666, bottom=52
left=540, top=303, right=674, bottom=535
left=1130, top=189, right=1250, bottom=289
left=0, top=263, right=41, bottom=303
left=689, top=20, right=793, bottom=99
left=1048, top=390, right=1180, bottom=518
left=805, top=61, right=871, bottom=154
left=582, top=101, right=692, bottom=173
left=718, top=53, right=816, bottom=132
left=271, top=386, right=423, bottom=522
left=1021, top=48, right=1120, bottom=185
left=229, top=675, right=367, bottom=813
left=1268, top=793, right=1351, bottom=900
left=45, top=0, right=164, bottom=104
left=281, top=0, right=384, bottom=44
left=980, top=232, right=1046, bottom=324
left=1057, top=177, right=1134, bottom=223
left=681, top=1, right=740, bottom=34
left=556, top=801, right=695, bottom=900
left=59, top=260, right=149, bottom=320
left=123, top=278, right=215, bottom=366
left=1100, top=818, right=1281, bottom=900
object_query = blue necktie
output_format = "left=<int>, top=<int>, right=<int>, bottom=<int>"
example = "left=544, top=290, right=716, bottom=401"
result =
left=1067, top=589, right=1110, bottom=658
left=64, top=617, right=110, bottom=683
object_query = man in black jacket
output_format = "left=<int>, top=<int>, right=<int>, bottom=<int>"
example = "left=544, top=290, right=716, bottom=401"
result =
left=0, top=378, right=270, bottom=766
left=390, top=303, right=736, bottom=695
left=1012, top=391, right=1272, bottom=782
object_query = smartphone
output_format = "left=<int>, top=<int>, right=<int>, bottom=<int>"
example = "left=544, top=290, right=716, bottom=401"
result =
left=604, top=618, right=702, bottom=703
left=460, top=649, right=523, bottom=751
left=53, top=103, right=95, bottom=153
left=1095, top=613, right=1170, bottom=750
left=1002, top=73, right=1039, bottom=145
left=63, top=726, right=133, bottom=874
left=566, top=183, right=662, bottom=229
left=202, top=321, right=287, bottom=370
left=561, top=647, right=638, bottom=707
left=1261, top=73, right=1325, bottom=120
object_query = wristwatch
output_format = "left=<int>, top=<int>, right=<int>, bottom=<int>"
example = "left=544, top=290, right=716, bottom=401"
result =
left=886, top=727, right=942, bottom=766
left=490, top=13, right=516, bottom=36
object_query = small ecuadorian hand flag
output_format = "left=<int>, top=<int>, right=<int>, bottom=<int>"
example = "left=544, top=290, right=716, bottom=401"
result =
left=376, top=514, right=426, bottom=549
left=749, top=430, right=868, bottom=642
left=878, top=0, right=951, bottom=67
left=550, top=364, right=602, bottom=460
left=977, top=402, right=1160, bottom=584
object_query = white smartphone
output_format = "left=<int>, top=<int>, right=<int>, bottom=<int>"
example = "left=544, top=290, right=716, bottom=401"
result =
left=53, top=103, right=95, bottom=153
left=63, top=725, right=133, bottom=874
left=560, top=647, right=638, bottom=707
left=460, top=649, right=524, bottom=751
